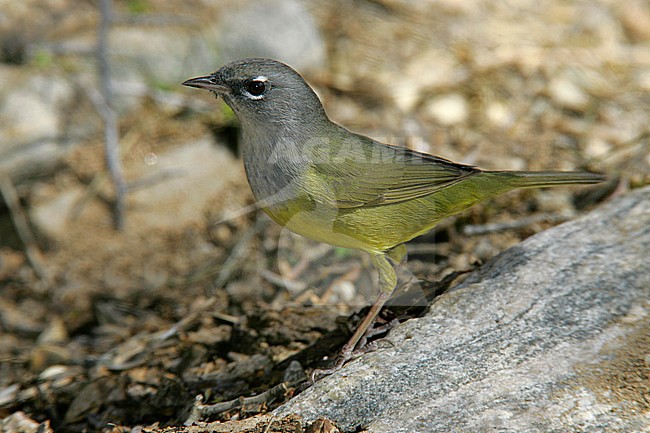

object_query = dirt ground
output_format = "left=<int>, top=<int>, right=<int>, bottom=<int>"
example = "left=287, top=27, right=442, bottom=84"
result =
left=0, top=1, right=647, bottom=432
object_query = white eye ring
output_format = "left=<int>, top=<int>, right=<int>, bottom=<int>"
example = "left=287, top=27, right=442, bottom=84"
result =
left=244, top=76, right=269, bottom=100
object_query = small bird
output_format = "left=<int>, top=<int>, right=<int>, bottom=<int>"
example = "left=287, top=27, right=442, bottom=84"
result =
left=183, top=58, right=604, bottom=378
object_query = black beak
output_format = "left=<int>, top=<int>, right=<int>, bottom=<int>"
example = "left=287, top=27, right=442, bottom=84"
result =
left=182, top=75, right=228, bottom=93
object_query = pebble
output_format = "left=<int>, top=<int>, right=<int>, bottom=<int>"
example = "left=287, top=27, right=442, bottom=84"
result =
left=547, top=77, right=589, bottom=111
left=423, top=94, right=468, bottom=126
left=36, top=316, right=68, bottom=345
left=485, top=101, right=514, bottom=128
left=391, top=78, right=422, bottom=113
left=389, top=51, right=462, bottom=113
left=30, top=344, right=71, bottom=372
left=584, top=136, right=612, bottom=159
left=331, top=280, right=356, bottom=304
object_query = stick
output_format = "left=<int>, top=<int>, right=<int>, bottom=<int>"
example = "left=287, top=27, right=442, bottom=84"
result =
left=0, top=175, right=48, bottom=280
left=97, top=0, right=127, bottom=230
left=184, top=383, right=287, bottom=425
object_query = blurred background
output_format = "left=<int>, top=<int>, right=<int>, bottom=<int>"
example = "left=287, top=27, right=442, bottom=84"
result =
left=0, top=0, right=648, bottom=431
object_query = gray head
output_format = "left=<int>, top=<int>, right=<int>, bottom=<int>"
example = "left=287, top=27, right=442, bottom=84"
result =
left=183, top=58, right=329, bottom=133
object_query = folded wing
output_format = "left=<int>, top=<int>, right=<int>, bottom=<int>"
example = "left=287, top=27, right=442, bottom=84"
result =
left=311, top=133, right=479, bottom=209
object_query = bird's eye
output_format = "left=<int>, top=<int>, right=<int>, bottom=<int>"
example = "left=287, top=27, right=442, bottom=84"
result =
left=247, top=79, right=267, bottom=96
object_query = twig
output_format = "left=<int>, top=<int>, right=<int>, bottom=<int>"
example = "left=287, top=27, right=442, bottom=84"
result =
left=0, top=175, right=48, bottom=281
left=260, top=269, right=307, bottom=294
left=69, top=171, right=108, bottom=221
left=184, top=383, right=288, bottom=425
left=97, top=0, right=127, bottom=230
left=100, top=297, right=220, bottom=371
left=211, top=217, right=268, bottom=293
left=281, top=243, right=332, bottom=281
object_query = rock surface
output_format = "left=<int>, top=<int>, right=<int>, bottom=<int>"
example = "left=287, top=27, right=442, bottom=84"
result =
left=276, top=186, right=650, bottom=432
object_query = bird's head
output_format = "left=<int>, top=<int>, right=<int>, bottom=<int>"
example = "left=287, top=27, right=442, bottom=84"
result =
left=183, top=58, right=328, bottom=132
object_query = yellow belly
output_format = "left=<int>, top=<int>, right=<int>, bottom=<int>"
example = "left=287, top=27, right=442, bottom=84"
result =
left=261, top=172, right=518, bottom=254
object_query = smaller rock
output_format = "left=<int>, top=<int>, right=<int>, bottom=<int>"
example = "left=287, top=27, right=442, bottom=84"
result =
left=390, top=50, right=460, bottom=112
left=30, top=344, right=71, bottom=373
left=0, top=384, right=20, bottom=408
left=36, top=316, right=68, bottom=345
left=485, top=101, right=514, bottom=128
left=548, top=76, right=589, bottom=111
left=405, top=50, right=459, bottom=89
left=390, top=78, right=421, bottom=113
left=0, top=140, right=66, bottom=185
left=423, top=94, right=468, bottom=125
left=331, top=280, right=356, bottom=304
left=584, top=136, right=612, bottom=159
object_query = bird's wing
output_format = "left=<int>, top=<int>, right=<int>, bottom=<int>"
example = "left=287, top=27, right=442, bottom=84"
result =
left=311, top=134, right=480, bottom=209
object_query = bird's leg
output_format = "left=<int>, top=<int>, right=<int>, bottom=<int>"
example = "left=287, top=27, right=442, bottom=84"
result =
left=351, top=245, right=408, bottom=351
left=311, top=292, right=390, bottom=381
left=311, top=251, right=398, bottom=381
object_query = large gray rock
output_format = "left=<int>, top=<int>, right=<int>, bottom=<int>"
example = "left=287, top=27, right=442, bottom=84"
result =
left=276, top=186, right=650, bottom=432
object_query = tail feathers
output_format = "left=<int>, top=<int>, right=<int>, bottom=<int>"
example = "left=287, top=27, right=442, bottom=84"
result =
left=485, top=170, right=606, bottom=188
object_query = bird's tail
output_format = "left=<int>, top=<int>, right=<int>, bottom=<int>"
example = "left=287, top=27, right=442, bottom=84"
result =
left=484, top=170, right=606, bottom=189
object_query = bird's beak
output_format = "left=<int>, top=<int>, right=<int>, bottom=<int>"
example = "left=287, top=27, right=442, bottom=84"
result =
left=182, top=75, right=228, bottom=93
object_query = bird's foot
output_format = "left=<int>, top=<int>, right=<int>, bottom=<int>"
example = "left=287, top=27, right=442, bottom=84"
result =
left=310, top=347, right=354, bottom=382
left=310, top=317, right=400, bottom=382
